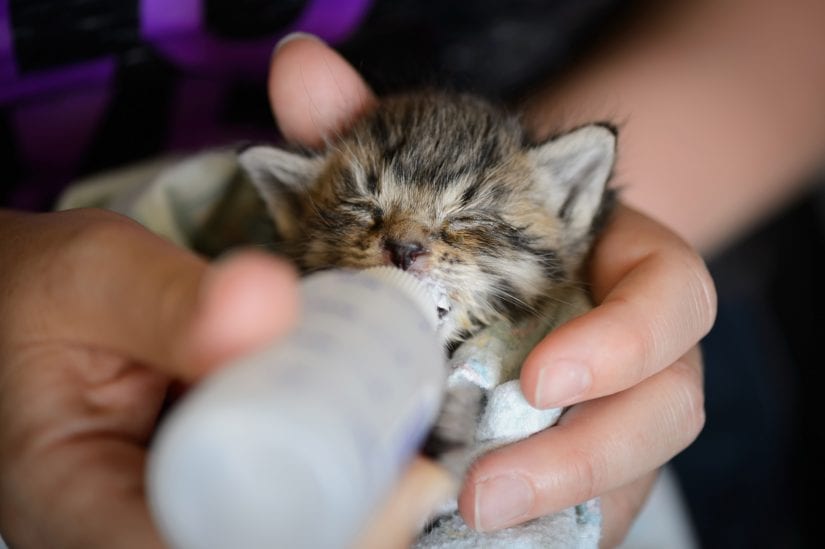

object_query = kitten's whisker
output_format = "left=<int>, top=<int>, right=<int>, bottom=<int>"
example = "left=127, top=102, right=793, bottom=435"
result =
left=488, top=285, right=543, bottom=318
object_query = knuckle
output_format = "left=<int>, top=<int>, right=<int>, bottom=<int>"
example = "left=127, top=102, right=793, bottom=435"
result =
left=562, top=447, right=603, bottom=504
left=58, top=209, right=142, bottom=260
left=665, top=357, right=706, bottom=446
left=604, top=297, right=656, bottom=382
left=677, top=247, right=718, bottom=337
left=1, top=209, right=137, bottom=312
left=43, top=210, right=141, bottom=304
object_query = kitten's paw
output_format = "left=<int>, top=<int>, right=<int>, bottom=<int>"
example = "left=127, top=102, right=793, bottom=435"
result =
left=422, top=383, right=486, bottom=479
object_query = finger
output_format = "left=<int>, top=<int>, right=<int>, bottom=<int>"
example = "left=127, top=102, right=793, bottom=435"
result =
left=354, top=458, right=455, bottom=549
left=268, top=33, right=376, bottom=147
left=1, top=210, right=299, bottom=379
left=459, top=347, right=704, bottom=532
left=181, top=249, right=300, bottom=377
left=521, top=205, right=716, bottom=408
left=599, top=470, right=658, bottom=548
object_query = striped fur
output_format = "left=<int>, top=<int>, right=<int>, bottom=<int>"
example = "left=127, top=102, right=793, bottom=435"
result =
left=240, top=91, right=616, bottom=347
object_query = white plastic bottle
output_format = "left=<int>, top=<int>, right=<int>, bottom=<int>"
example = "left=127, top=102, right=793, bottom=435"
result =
left=147, top=267, right=445, bottom=549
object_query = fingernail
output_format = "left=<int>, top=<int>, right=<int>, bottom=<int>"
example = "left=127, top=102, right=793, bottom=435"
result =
left=274, top=32, right=324, bottom=54
left=474, top=475, right=534, bottom=532
left=535, top=360, right=592, bottom=408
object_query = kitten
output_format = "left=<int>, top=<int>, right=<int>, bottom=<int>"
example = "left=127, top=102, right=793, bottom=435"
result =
left=239, top=91, right=616, bottom=476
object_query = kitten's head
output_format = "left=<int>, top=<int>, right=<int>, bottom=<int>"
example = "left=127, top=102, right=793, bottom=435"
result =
left=240, top=92, right=616, bottom=346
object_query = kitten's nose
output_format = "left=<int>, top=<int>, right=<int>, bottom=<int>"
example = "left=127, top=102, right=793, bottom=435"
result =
left=384, top=240, right=426, bottom=270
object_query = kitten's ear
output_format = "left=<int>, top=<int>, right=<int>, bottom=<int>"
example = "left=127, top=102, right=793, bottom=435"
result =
left=239, top=145, right=324, bottom=199
left=238, top=145, right=325, bottom=237
left=529, top=124, right=616, bottom=233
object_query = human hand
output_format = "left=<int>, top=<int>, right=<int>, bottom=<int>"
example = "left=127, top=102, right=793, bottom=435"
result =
left=0, top=35, right=450, bottom=549
left=462, top=205, right=714, bottom=547
left=0, top=214, right=447, bottom=549
left=269, top=34, right=715, bottom=548
left=0, top=209, right=300, bottom=547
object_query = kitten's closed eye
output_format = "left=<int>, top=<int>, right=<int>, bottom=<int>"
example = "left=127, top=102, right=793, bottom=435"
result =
left=339, top=201, right=382, bottom=225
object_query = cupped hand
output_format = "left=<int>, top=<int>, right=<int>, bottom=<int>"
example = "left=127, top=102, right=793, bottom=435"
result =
left=269, top=35, right=716, bottom=548
left=463, top=205, right=714, bottom=546
left=0, top=209, right=299, bottom=548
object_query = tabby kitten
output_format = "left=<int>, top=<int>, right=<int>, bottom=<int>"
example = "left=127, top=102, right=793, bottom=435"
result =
left=239, top=91, right=616, bottom=350
left=240, top=92, right=615, bottom=482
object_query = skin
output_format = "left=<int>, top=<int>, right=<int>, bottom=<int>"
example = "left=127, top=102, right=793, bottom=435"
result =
left=0, top=211, right=302, bottom=548
left=0, top=110, right=450, bottom=548
left=0, top=29, right=716, bottom=549
left=269, top=36, right=713, bottom=547
left=516, top=2, right=825, bottom=539
left=524, top=0, right=825, bottom=256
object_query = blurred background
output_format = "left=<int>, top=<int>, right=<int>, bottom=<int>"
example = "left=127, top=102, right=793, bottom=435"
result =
left=2, top=1, right=823, bottom=547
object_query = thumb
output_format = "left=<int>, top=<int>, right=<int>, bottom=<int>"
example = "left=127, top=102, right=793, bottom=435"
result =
left=181, top=249, right=300, bottom=378
left=3, top=209, right=298, bottom=380
left=269, top=33, right=376, bottom=147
